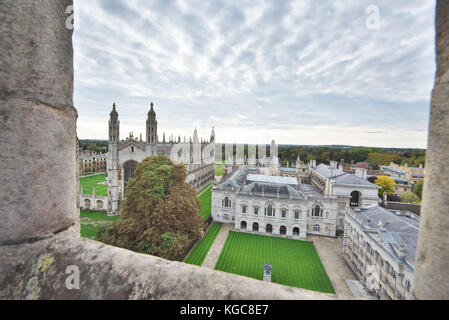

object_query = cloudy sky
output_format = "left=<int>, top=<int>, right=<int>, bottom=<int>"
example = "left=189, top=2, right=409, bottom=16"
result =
left=73, top=0, right=436, bottom=148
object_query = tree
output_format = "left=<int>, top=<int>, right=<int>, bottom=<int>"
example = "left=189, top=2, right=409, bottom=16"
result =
left=375, top=176, right=397, bottom=197
left=413, top=180, right=424, bottom=199
left=400, top=192, right=420, bottom=204
left=98, top=155, right=204, bottom=260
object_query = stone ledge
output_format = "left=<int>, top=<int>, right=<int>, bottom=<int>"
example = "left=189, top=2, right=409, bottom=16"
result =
left=0, top=233, right=345, bottom=300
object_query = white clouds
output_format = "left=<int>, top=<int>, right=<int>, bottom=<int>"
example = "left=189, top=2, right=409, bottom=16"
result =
left=73, top=0, right=436, bottom=148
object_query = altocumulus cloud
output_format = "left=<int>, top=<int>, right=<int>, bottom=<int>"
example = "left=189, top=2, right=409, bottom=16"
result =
left=73, top=0, right=436, bottom=148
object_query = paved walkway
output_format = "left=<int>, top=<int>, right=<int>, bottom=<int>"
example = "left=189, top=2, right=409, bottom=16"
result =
left=345, top=280, right=377, bottom=299
left=202, top=224, right=233, bottom=269
left=308, top=235, right=358, bottom=297
left=196, top=184, right=212, bottom=197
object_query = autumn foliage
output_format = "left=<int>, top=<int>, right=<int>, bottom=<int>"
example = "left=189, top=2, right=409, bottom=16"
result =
left=98, top=156, right=204, bottom=260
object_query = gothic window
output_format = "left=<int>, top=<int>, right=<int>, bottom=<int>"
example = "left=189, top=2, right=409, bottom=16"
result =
left=124, top=160, right=138, bottom=190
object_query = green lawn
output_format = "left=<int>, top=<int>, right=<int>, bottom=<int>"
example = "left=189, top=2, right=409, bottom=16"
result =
left=215, top=164, right=225, bottom=177
left=214, top=232, right=335, bottom=294
left=198, top=187, right=212, bottom=221
left=80, top=210, right=119, bottom=240
left=184, top=223, right=222, bottom=266
left=80, top=174, right=108, bottom=197
left=197, top=184, right=211, bottom=195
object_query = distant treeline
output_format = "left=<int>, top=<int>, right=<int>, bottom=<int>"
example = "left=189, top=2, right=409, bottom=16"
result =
left=278, top=146, right=426, bottom=170
left=79, top=140, right=108, bottom=154
left=80, top=140, right=426, bottom=170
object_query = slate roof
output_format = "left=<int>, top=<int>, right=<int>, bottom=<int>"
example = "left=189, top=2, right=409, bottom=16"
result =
left=215, top=166, right=250, bottom=189
left=353, top=205, right=419, bottom=269
left=313, top=164, right=379, bottom=188
left=246, top=174, right=299, bottom=185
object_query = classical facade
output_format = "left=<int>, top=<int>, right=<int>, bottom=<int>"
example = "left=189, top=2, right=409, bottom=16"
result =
left=212, top=159, right=380, bottom=239
left=107, top=102, right=215, bottom=216
left=342, top=205, right=419, bottom=300
left=78, top=153, right=107, bottom=176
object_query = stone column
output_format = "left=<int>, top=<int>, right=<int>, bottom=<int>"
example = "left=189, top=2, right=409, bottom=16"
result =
left=413, top=1, right=449, bottom=300
left=0, top=0, right=78, bottom=245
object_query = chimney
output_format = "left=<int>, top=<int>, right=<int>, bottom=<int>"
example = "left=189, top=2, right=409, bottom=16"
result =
left=355, top=168, right=367, bottom=179
left=330, top=161, right=337, bottom=169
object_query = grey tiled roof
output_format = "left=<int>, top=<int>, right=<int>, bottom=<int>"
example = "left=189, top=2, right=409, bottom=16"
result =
left=333, top=173, right=378, bottom=187
left=247, top=174, right=299, bottom=185
left=313, top=163, right=379, bottom=188
left=353, top=205, right=419, bottom=267
left=215, top=166, right=250, bottom=189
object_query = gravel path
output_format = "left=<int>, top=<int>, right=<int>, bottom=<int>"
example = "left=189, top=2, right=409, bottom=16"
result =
left=202, top=223, right=233, bottom=269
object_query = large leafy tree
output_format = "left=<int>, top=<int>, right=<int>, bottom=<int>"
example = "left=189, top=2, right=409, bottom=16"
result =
left=413, top=180, right=424, bottom=199
left=400, top=192, right=420, bottom=204
left=375, top=176, right=397, bottom=197
left=98, top=156, right=203, bottom=260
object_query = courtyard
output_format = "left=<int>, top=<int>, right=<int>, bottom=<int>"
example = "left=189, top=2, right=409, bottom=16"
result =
left=80, top=173, right=108, bottom=196
left=214, top=231, right=336, bottom=294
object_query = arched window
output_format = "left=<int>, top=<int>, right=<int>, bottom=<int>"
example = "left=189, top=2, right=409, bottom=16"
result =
left=131, top=146, right=134, bottom=153
left=350, top=191, right=361, bottom=207
left=266, top=224, right=273, bottom=234
left=313, top=224, right=320, bottom=232
left=293, top=227, right=300, bottom=237
left=280, top=226, right=287, bottom=235
left=240, top=221, right=247, bottom=230
left=124, top=160, right=138, bottom=190
left=253, top=223, right=259, bottom=232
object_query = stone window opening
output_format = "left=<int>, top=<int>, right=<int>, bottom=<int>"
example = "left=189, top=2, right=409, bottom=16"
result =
left=293, top=227, right=300, bottom=237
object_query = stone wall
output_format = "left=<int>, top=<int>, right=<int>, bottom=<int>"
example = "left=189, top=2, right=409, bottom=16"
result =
left=412, top=0, right=449, bottom=300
